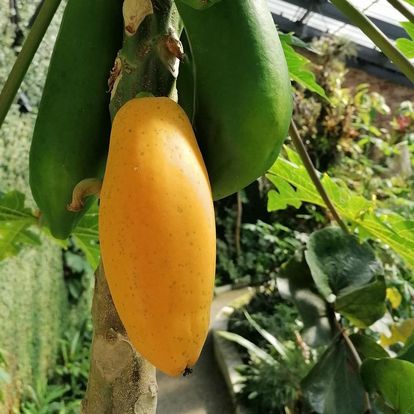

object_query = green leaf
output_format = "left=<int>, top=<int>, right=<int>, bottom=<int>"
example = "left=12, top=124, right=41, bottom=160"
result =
left=397, top=331, right=414, bottom=363
left=302, top=339, right=365, bottom=414
left=396, top=38, right=414, bottom=59
left=243, top=309, right=287, bottom=359
left=398, top=343, right=414, bottom=364
left=401, top=22, right=414, bottom=40
left=349, top=334, right=389, bottom=360
left=361, top=358, right=414, bottom=413
left=266, top=150, right=414, bottom=275
left=278, top=32, right=316, bottom=51
left=0, top=191, right=37, bottom=222
left=280, top=37, right=328, bottom=100
left=72, top=202, right=100, bottom=269
left=0, top=191, right=40, bottom=260
left=335, top=277, right=386, bottom=328
left=305, top=227, right=383, bottom=301
left=403, top=0, right=414, bottom=6
left=217, top=330, right=277, bottom=366
left=178, top=0, right=221, bottom=10
left=277, top=255, right=334, bottom=347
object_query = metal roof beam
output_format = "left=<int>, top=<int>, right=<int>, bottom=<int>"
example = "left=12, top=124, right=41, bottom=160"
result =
left=277, top=0, right=408, bottom=40
left=272, top=12, right=413, bottom=86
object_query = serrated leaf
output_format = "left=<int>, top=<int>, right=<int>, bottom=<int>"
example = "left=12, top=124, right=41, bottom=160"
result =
left=217, top=330, right=277, bottom=366
left=302, top=339, right=365, bottom=414
left=277, top=255, right=334, bottom=347
left=267, top=150, right=414, bottom=275
left=335, top=277, right=386, bottom=328
left=0, top=191, right=40, bottom=260
left=0, top=191, right=36, bottom=222
left=72, top=202, right=100, bottom=269
left=278, top=32, right=315, bottom=51
left=361, top=358, right=414, bottom=413
left=305, top=227, right=383, bottom=301
left=280, top=37, right=328, bottom=100
left=396, top=38, right=414, bottom=59
left=401, top=21, right=414, bottom=40
left=349, top=334, right=389, bottom=360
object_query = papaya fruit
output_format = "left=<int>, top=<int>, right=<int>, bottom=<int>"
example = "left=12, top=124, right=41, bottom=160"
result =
left=29, top=0, right=123, bottom=239
left=178, top=0, right=221, bottom=10
left=99, top=97, right=216, bottom=376
left=176, top=0, right=293, bottom=200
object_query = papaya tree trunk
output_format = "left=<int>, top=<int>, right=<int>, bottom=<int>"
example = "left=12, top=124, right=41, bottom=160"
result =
left=81, top=264, right=158, bottom=414
left=82, top=0, right=182, bottom=411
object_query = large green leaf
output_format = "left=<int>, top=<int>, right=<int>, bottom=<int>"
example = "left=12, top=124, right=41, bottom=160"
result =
left=397, top=332, right=414, bottom=363
left=305, top=227, right=383, bottom=300
left=349, top=334, right=389, bottom=360
left=302, top=339, right=365, bottom=414
left=72, top=202, right=100, bottom=269
left=361, top=358, right=414, bottom=413
left=280, top=34, right=328, bottom=100
left=0, top=191, right=40, bottom=260
left=277, top=255, right=334, bottom=347
left=267, top=148, right=414, bottom=275
left=335, top=277, right=386, bottom=328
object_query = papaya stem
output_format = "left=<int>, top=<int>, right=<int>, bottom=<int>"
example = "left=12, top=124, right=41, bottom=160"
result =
left=0, top=0, right=62, bottom=128
left=331, top=0, right=414, bottom=84
left=289, top=121, right=349, bottom=234
left=386, top=0, right=414, bottom=23
left=67, top=178, right=102, bottom=213
left=109, top=0, right=182, bottom=119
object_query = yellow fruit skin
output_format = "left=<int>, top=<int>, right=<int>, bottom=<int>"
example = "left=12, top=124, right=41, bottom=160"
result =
left=99, top=97, right=216, bottom=376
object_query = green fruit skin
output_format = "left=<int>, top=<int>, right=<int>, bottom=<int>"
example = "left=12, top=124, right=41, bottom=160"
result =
left=29, top=0, right=123, bottom=239
left=176, top=0, right=293, bottom=200
left=179, top=0, right=221, bottom=10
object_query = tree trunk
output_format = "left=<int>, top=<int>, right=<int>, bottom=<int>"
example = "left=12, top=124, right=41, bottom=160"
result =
left=81, top=264, right=158, bottom=414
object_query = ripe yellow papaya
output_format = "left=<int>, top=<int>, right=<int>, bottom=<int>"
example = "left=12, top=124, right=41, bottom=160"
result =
left=99, top=97, right=216, bottom=376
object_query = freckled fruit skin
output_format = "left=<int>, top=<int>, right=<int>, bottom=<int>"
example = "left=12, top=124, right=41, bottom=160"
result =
left=99, top=97, right=216, bottom=376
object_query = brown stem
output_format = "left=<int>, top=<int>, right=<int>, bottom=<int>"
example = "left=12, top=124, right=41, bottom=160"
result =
left=235, top=192, right=242, bottom=256
left=333, top=318, right=372, bottom=413
left=81, top=263, right=157, bottom=414
left=289, top=121, right=349, bottom=234
left=67, top=178, right=102, bottom=212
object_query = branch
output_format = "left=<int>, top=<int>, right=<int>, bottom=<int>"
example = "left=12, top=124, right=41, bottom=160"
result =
left=386, top=0, right=414, bottom=23
left=330, top=0, right=414, bottom=84
left=109, top=0, right=182, bottom=118
left=235, top=192, right=242, bottom=256
left=289, top=121, right=349, bottom=233
left=0, top=0, right=62, bottom=129
left=333, top=318, right=372, bottom=413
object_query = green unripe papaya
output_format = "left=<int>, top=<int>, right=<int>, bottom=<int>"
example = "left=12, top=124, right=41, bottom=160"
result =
left=176, top=0, right=293, bottom=200
left=178, top=0, right=221, bottom=10
left=29, top=0, right=123, bottom=239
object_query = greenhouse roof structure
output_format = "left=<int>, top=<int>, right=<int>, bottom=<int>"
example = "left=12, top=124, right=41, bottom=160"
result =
left=269, top=0, right=414, bottom=86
